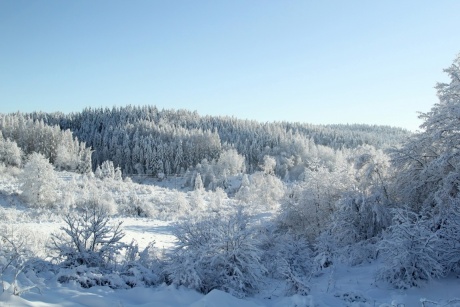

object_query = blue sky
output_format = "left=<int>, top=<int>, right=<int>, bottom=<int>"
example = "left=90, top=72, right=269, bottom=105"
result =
left=1, top=1, right=459, bottom=131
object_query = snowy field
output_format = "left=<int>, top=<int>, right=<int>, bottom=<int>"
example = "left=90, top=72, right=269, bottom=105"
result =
left=0, top=171, right=459, bottom=307
left=2, top=212, right=460, bottom=307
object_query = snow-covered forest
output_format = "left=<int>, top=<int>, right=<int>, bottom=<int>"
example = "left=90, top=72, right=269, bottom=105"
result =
left=1, top=55, right=460, bottom=306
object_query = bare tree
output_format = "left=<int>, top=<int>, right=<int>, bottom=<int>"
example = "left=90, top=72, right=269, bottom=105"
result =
left=50, top=200, right=125, bottom=268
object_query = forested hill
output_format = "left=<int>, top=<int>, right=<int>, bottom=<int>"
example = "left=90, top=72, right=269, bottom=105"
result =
left=1, top=106, right=409, bottom=178
left=32, top=106, right=410, bottom=174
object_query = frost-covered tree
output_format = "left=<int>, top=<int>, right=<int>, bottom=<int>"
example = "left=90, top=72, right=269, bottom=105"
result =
left=194, top=172, right=204, bottom=191
left=19, top=153, right=58, bottom=207
left=77, top=147, right=93, bottom=175
left=365, top=52, right=460, bottom=289
left=157, top=190, right=190, bottom=220
left=391, top=53, right=460, bottom=214
left=278, top=166, right=351, bottom=242
left=235, top=171, right=284, bottom=211
left=94, top=165, right=103, bottom=179
left=0, top=114, right=89, bottom=169
left=353, top=145, right=391, bottom=198
left=235, top=174, right=251, bottom=202
left=0, top=137, right=22, bottom=167
left=261, top=155, right=276, bottom=175
left=215, top=148, right=245, bottom=176
left=100, top=160, right=115, bottom=180
left=114, top=166, right=123, bottom=181
left=54, top=144, right=78, bottom=171
left=208, top=187, right=227, bottom=212
left=189, top=189, right=205, bottom=212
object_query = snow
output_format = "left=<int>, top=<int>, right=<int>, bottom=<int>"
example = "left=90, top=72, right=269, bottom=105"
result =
left=1, top=209, right=459, bottom=306
left=1, top=170, right=460, bottom=307
left=3, top=268, right=459, bottom=307
left=119, top=218, right=177, bottom=251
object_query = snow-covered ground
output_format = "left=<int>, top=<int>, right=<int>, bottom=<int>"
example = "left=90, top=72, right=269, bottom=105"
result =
left=2, top=246, right=460, bottom=306
left=1, top=211, right=460, bottom=306
left=1, top=170, right=460, bottom=306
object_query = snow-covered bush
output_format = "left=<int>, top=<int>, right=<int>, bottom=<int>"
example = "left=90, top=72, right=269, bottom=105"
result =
left=352, top=145, right=391, bottom=198
left=315, top=191, right=391, bottom=267
left=260, top=228, right=312, bottom=295
left=215, top=148, right=245, bottom=176
left=153, top=191, right=191, bottom=221
left=54, top=143, right=80, bottom=171
left=332, top=192, right=391, bottom=245
left=0, top=137, right=22, bottom=167
left=118, top=192, right=155, bottom=217
left=315, top=231, right=380, bottom=269
left=95, top=192, right=118, bottom=216
left=48, top=200, right=167, bottom=289
left=56, top=239, right=165, bottom=289
left=19, top=153, right=58, bottom=208
left=119, top=241, right=164, bottom=287
left=166, top=208, right=266, bottom=298
left=189, top=188, right=206, bottom=212
left=313, top=230, right=335, bottom=270
left=0, top=225, right=40, bottom=296
left=235, top=171, right=284, bottom=211
left=377, top=208, right=444, bottom=289
left=55, top=265, right=129, bottom=289
left=49, top=200, right=125, bottom=269
left=208, top=187, right=228, bottom=212
left=436, top=197, right=460, bottom=274
left=278, top=166, right=350, bottom=242
left=95, top=160, right=119, bottom=180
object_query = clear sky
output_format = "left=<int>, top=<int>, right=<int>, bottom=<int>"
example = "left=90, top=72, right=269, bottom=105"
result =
left=1, top=1, right=459, bottom=131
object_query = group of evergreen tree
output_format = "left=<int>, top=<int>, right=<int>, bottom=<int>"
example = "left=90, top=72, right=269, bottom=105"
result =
left=0, top=114, right=92, bottom=174
left=11, top=105, right=408, bottom=181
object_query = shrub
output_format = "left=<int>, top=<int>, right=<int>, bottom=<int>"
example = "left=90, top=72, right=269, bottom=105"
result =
left=260, top=228, right=311, bottom=295
left=166, top=208, right=266, bottom=298
left=0, top=225, right=40, bottom=296
left=49, top=200, right=125, bottom=269
left=376, top=208, right=444, bottom=289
